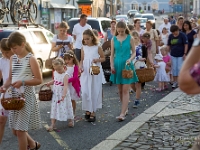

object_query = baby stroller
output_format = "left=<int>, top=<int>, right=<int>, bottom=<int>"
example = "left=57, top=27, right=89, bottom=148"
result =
left=101, top=41, right=112, bottom=86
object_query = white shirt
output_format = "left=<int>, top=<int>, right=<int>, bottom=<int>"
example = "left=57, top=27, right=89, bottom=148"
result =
left=52, top=35, right=73, bottom=57
left=158, top=23, right=171, bottom=34
left=0, top=57, right=10, bottom=83
left=72, top=23, right=92, bottom=49
left=161, top=33, right=169, bottom=45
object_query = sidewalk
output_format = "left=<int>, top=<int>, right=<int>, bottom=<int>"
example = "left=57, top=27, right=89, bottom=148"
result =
left=91, top=88, right=200, bottom=150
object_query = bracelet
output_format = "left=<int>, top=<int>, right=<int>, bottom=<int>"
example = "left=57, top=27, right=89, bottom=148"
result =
left=22, top=80, right=25, bottom=86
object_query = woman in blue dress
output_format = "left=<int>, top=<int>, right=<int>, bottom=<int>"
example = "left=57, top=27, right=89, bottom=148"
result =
left=110, top=21, right=138, bottom=121
left=104, top=20, right=116, bottom=42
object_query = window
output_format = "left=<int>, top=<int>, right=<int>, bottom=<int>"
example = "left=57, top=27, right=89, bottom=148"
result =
left=31, top=31, right=48, bottom=44
left=142, top=15, right=154, bottom=20
left=45, top=31, right=54, bottom=42
left=21, top=31, right=34, bottom=44
left=101, top=20, right=111, bottom=32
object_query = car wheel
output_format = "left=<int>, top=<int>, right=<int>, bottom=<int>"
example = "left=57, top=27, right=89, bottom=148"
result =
left=37, top=59, right=43, bottom=73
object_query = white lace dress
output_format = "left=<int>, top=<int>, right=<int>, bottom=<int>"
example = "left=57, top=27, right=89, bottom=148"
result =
left=80, top=45, right=102, bottom=112
left=154, top=61, right=170, bottom=82
left=51, top=71, right=74, bottom=121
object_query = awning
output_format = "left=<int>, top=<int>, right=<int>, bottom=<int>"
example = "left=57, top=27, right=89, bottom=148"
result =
left=50, top=3, right=77, bottom=9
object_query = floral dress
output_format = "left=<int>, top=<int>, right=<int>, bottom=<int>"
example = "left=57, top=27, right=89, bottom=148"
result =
left=51, top=71, right=74, bottom=121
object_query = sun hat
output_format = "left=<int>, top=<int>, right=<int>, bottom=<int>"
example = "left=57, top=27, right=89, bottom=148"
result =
left=154, top=54, right=163, bottom=61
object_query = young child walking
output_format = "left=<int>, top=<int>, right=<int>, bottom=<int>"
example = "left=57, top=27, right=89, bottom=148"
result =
left=80, top=29, right=105, bottom=122
left=0, top=38, right=13, bottom=144
left=160, top=45, right=171, bottom=89
left=0, top=32, right=42, bottom=150
left=47, top=58, right=74, bottom=131
left=63, top=50, right=80, bottom=117
left=154, top=54, right=170, bottom=91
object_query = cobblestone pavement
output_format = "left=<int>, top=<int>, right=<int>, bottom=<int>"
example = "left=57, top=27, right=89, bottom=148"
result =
left=113, top=93, right=200, bottom=150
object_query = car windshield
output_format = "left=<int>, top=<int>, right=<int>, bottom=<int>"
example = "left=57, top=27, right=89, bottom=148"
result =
left=129, top=10, right=137, bottom=13
left=116, top=16, right=128, bottom=19
left=135, top=14, right=141, bottom=18
left=142, top=15, right=154, bottom=20
left=140, top=19, right=147, bottom=23
left=101, top=20, right=111, bottom=31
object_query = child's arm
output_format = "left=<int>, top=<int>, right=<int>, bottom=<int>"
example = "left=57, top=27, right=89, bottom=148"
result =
left=153, top=64, right=160, bottom=68
left=93, top=46, right=105, bottom=63
left=68, top=65, right=79, bottom=83
left=79, top=48, right=84, bottom=72
left=46, top=80, right=54, bottom=87
left=61, top=74, right=69, bottom=101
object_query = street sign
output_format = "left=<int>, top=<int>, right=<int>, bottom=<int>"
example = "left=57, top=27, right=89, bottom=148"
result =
left=78, top=5, right=92, bottom=16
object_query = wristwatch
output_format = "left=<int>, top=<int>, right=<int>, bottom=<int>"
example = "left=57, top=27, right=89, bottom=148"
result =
left=193, top=38, right=200, bottom=47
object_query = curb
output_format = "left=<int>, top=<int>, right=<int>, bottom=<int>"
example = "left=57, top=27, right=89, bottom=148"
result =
left=91, top=88, right=183, bottom=150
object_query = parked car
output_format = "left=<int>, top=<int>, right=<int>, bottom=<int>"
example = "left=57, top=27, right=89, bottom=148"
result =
left=115, top=15, right=129, bottom=25
left=134, top=13, right=142, bottom=19
left=67, top=17, right=111, bottom=43
left=0, top=24, right=55, bottom=73
left=134, top=18, right=148, bottom=30
left=127, top=10, right=138, bottom=18
left=141, top=13, right=156, bottom=29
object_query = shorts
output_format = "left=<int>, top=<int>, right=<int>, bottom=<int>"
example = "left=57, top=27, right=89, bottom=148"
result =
left=171, top=56, right=183, bottom=76
left=74, top=48, right=81, bottom=62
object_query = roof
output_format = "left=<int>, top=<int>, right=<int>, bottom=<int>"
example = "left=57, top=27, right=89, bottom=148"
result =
left=141, top=13, right=155, bottom=16
left=68, top=17, right=112, bottom=21
left=50, top=3, right=76, bottom=9
left=134, top=18, right=147, bottom=20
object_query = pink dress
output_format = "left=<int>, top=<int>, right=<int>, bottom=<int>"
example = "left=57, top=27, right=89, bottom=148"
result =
left=163, top=55, right=171, bottom=72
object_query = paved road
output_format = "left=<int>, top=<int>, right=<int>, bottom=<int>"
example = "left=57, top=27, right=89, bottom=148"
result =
left=0, top=15, right=169, bottom=150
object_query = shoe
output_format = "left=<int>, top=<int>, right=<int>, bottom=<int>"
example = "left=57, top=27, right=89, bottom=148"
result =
left=116, top=115, right=126, bottom=121
left=172, top=82, right=178, bottom=88
left=88, top=116, right=96, bottom=122
left=133, top=100, right=140, bottom=108
left=85, top=111, right=90, bottom=120
left=129, top=90, right=134, bottom=94
left=30, top=141, right=41, bottom=150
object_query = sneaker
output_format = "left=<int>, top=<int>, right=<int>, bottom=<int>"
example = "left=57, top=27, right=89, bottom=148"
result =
left=133, top=100, right=140, bottom=108
left=172, top=82, right=178, bottom=88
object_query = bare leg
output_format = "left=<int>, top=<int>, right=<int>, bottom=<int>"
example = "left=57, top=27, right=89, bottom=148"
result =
left=0, top=116, right=7, bottom=144
left=130, top=83, right=136, bottom=92
left=135, top=83, right=141, bottom=99
left=26, top=133, right=37, bottom=149
left=71, top=100, right=76, bottom=116
left=173, top=76, right=178, bottom=82
left=120, top=84, right=130, bottom=116
left=16, top=130, right=27, bottom=150
left=158, top=82, right=162, bottom=90
left=117, top=84, right=123, bottom=102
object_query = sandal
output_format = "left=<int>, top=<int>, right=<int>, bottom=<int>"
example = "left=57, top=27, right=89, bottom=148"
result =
left=68, top=120, right=74, bottom=128
left=88, top=115, right=96, bottom=122
left=116, top=115, right=126, bottom=122
left=85, top=111, right=91, bottom=120
left=46, top=125, right=56, bottom=132
left=30, top=141, right=41, bottom=150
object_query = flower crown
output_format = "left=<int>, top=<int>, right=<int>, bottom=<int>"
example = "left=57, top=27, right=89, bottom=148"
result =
left=65, top=53, right=73, bottom=57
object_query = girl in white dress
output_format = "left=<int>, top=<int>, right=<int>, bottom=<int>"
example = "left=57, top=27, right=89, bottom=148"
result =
left=161, top=27, right=169, bottom=45
left=63, top=50, right=81, bottom=116
left=0, top=38, right=13, bottom=144
left=79, top=29, right=105, bottom=122
left=154, top=54, right=170, bottom=91
left=47, top=58, right=74, bottom=131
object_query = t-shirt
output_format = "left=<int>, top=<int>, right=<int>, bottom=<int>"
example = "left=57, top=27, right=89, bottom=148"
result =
left=52, top=35, right=73, bottom=57
left=167, top=32, right=188, bottom=57
left=158, top=23, right=171, bottom=34
left=72, top=23, right=92, bottom=49
left=185, top=30, right=196, bottom=53
left=0, top=57, right=10, bottom=83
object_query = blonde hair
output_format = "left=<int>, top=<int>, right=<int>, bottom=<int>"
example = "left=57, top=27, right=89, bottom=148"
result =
left=63, top=50, right=79, bottom=65
left=59, top=21, right=69, bottom=29
left=7, top=32, right=34, bottom=54
left=52, top=57, right=65, bottom=67
left=160, top=45, right=168, bottom=52
left=0, top=38, right=10, bottom=51
left=132, top=31, right=139, bottom=37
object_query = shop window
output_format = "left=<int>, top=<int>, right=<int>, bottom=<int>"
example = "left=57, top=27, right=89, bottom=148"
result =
left=31, top=31, right=48, bottom=44
left=148, top=5, right=151, bottom=11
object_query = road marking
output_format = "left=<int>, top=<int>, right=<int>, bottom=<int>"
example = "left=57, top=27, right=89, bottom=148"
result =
left=44, top=124, right=70, bottom=150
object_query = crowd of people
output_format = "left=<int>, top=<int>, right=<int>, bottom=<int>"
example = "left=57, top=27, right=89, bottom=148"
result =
left=0, top=13, right=200, bottom=150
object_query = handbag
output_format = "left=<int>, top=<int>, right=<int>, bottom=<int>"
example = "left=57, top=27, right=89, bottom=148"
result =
left=122, top=64, right=133, bottom=79
left=89, top=63, right=100, bottom=75
left=45, top=50, right=57, bottom=69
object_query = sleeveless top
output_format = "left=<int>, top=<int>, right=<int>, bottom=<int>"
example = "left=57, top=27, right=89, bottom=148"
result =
left=107, top=29, right=113, bottom=41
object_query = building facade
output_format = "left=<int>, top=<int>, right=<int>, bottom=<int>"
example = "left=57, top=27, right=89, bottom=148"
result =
left=193, top=0, right=200, bottom=15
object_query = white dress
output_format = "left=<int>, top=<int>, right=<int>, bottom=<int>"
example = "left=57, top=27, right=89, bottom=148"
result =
left=161, top=33, right=169, bottom=45
left=66, top=65, right=80, bottom=101
left=80, top=45, right=102, bottom=112
left=51, top=71, right=74, bottom=121
left=154, top=61, right=170, bottom=82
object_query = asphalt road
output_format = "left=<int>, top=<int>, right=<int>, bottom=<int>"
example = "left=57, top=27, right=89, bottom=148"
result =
left=0, top=15, right=169, bottom=150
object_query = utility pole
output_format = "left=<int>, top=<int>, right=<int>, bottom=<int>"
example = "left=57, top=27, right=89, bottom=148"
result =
left=110, top=0, right=113, bottom=18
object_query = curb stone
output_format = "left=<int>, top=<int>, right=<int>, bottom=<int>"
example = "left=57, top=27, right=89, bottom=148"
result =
left=91, top=88, right=183, bottom=150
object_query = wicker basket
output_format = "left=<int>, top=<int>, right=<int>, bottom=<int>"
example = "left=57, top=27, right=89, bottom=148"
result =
left=39, top=84, right=53, bottom=101
left=136, top=67, right=155, bottom=83
left=89, top=63, right=100, bottom=75
left=122, top=64, right=133, bottom=79
left=1, top=87, right=25, bottom=110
